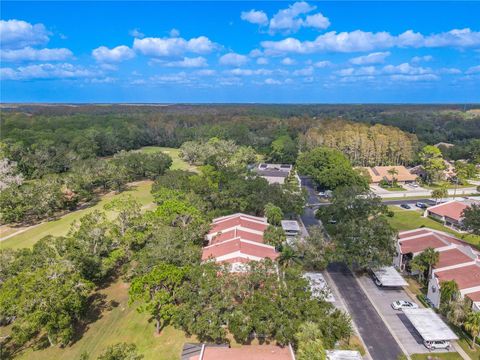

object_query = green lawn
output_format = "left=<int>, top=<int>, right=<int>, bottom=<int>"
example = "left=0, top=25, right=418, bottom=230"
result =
left=1, top=147, right=194, bottom=250
left=5, top=280, right=189, bottom=360
left=387, top=206, right=480, bottom=247
left=411, top=353, right=463, bottom=360
left=138, top=146, right=197, bottom=172
left=421, top=182, right=475, bottom=190
left=1, top=181, right=155, bottom=250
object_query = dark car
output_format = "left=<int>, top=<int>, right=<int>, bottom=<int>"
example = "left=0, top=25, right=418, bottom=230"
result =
left=400, top=204, right=411, bottom=209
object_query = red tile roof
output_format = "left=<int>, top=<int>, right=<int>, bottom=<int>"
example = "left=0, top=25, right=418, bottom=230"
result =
left=435, top=248, right=473, bottom=269
left=210, top=228, right=264, bottom=245
left=398, top=229, right=431, bottom=239
left=399, top=234, right=448, bottom=254
left=212, top=213, right=266, bottom=223
left=435, top=264, right=480, bottom=290
left=466, top=291, right=480, bottom=302
left=210, top=217, right=268, bottom=234
left=427, top=201, right=469, bottom=222
left=199, top=345, right=293, bottom=360
left=202, top=238, right=278, bottom=262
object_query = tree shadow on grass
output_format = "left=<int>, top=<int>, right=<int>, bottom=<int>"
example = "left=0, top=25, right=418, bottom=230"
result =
left=69, top=292, right=110, bottom=346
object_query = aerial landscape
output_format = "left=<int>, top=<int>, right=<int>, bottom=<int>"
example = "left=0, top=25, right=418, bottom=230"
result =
left=1, top=2, right=480, bottom=360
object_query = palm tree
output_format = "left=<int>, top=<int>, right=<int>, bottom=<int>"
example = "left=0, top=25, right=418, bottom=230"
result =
left=278, top=245, right=301, bottom=270
left=431, top=185, right=448, bottom=204
left=440, top=280, right=459, bottom=305
left=465, top=311, right=480, bottom=349
left=387, top=167, right=399, bottom=188
left=410, top=256, right=427, bottom=283
left=422, top=248, right=440, bottom=278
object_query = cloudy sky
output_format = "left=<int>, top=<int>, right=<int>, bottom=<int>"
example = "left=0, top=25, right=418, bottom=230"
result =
left=1, top=1, right=480, bottom=103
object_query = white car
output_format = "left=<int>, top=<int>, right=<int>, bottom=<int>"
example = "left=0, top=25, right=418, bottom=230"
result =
left=391, top=300, right=419, bottom=310
left=424, top=340, right=450, bottom=350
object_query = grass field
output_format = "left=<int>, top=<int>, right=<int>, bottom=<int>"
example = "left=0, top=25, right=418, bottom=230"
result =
left=5, top=280, right=189, bottom=360
left=387, top=206, right=480, bottom=247
left=1, top=147, right=193, bottom=250
left=138, top=146, right=196, bottom=172
left=1, top=181, right=155, bottom=250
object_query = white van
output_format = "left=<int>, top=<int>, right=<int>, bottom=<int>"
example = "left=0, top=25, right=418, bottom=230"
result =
left=424, top=340, right=450, bottom=350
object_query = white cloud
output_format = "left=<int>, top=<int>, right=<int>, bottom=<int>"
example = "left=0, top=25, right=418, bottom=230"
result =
left=281, top=57, right=296, bottom=65
left=350, top=51, right=390, bottom=65
left=0, top=47, right=73, bottom=62
left=411, top=55, right=433, bottom=63
left=249, top=49, right=263, bottom=57
left=241, top=9, right=268, bottom=25
left=0, top=63, right=99, bottom=80
left=304, top=13, right=330, bottom=30
left=164, top=56, right=208, bottom=68
left=257, top=57, right=269, bottom=65
left=261, top=28, right=480, bottom=54
left=195, top=69, right=216, bottom=76
left=466, top=65, right=480, bottom=74
left=335, top=62, right=441, bottom=83
left=293, top=66, right=314, bottom=76
left=390, top=74, right=439, bottom=82
left=219, top=52, right=249, bottom=66
left=439, top=67, right=461, bottom=74
left=169, top=28, right=180, bottom=37
left=313, top=60, right=331, bottom=68
left=227, top=68, right=272, bottom=76
left=264, top=78, right=283, bottom=85
left=129, top=28, right=144, bottom=38
left=422, top=28, right=480, bottom=48
left=92, top=45, right=135, bottom=62
left=148, top=72, right=191, bottom=85
left=382, top=63, right=431, bottom=75
left=268, top=1, right=329, bottom=34
left=0, top=19, right=50, bottom=49
left=133, top=36, right=215, bottom=57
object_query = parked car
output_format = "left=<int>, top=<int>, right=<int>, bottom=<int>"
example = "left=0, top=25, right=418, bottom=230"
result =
left=424, top=340, right=450, bottom=350
left=400, top=204, right=411, bottom=209
left=410, top=183, right=419, bottom=188
left=391, top=300, right=419, bottom=310
left=416, top=202, right=428, bottom=209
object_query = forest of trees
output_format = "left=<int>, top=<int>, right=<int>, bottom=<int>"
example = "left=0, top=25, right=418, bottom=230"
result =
left=301, top=120, right=419, bottom=166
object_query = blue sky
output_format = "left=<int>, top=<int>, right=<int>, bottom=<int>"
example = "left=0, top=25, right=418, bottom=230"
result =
left=1, top=1, right=480, bottom=103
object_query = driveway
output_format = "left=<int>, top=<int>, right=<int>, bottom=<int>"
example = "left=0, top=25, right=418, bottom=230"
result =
left=357, top=276, right=457, bottom=355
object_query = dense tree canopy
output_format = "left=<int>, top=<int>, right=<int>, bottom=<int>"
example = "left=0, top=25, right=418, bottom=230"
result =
left=301, top=120, right=418, bottom=166
left=296, top=147, right=368, bottom=190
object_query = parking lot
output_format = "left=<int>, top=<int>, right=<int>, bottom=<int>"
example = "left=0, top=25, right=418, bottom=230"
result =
left=358, top=275, right=457, bottom=355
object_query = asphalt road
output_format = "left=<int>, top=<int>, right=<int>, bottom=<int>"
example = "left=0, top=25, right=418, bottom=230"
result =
left=327, top=263, right=403, bottom=360
left=300, top=177, right=404, bottom=360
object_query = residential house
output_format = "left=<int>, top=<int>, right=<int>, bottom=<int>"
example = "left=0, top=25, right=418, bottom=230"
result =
left=424, top=200, right=471, bottom=231
left=202, top=213, right=278, bottom=272
left=396, top=228, right=480, bottom=310
left=254, top=163, right=294, bottom=185
left=363, top=165, right=417, bottom=185
left=181, top=343, right=295, bottom=360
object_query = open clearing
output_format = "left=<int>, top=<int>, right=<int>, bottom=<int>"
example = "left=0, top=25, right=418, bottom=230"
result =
left=3, top=280, right=189, bottom=360
left=387, top=206, right=480, bottom=247
left=1, top=147, right=193, bottom=250
left=137, top=146, right=196, bottom=172
left=1, top=181, right=154, bottom=249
